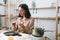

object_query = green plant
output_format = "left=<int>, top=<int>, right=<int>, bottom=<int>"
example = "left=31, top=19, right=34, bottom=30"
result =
left=36, top=28, right=44, bottom=37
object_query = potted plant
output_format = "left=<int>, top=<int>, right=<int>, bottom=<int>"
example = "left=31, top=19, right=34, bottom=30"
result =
left=36, top=28, right=44, bottom=37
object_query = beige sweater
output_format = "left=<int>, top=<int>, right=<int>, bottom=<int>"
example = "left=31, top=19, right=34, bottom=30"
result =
left=16, top=17, right=34, bottom=34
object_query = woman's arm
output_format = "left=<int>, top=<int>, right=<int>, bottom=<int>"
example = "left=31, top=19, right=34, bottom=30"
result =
left=24, top=18, right=34, bottom=34
left=27, top=18, right=34, bottom=29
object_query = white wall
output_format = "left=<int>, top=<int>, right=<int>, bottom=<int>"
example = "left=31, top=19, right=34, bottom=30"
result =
left=30, top=9, right=56, bottom=18
left=0, top=0, right=6, bottom=27
left=0, top=0, right=60, bottom=40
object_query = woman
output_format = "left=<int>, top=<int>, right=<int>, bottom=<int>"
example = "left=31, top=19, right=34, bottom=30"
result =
left=12, top=4, right=34, bottom=34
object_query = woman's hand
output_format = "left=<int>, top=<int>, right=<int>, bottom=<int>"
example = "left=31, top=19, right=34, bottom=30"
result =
left=17, top=23, right=25, bottom=32
left=12, top=21, right=17, bottom=31
left=19, top=23, right=25, bottom=29
left=12, top=22, right=16, bottom=26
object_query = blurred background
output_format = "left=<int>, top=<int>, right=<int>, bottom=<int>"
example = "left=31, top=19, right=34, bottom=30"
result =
left=0, top=0, right=60, bottom=40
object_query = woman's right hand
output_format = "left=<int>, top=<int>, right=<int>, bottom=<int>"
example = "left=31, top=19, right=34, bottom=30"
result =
left=12, top=21, right=16, bottom=27
left=12, top=21, right=17, bottom=31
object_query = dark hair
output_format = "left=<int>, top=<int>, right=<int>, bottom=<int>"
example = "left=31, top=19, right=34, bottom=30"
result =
left=18, top=4, right=31, bottom=19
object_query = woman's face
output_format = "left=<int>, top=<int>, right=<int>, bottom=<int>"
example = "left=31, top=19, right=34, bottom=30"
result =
left=18, top=7, right=25, bottom=16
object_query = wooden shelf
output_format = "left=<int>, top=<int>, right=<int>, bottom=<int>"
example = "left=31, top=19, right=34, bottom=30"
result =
left=16, top=6, right=60, bottom=11
left=0, top=15, right=6, bottom=17
left=5, top=15, right=17, bottom=19
left=6, top=15, right=60, bottom=20
left=34, top=17, right=60, bottom=20
left=10, top=3, right=16, bottom=6
left=0, top=3, right=15, bottom=6
left=44, top=30, right=54, bottom=32
left=30, top=6, right=60, bottom=10
left=34, top=17, right=56, bottom=20
left=0, top=4, right=8, bottom=6
left=57, top=34, right=60, bottom=37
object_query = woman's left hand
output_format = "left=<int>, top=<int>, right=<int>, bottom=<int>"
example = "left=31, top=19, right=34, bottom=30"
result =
left=19, top=23, right=25, bottom=29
